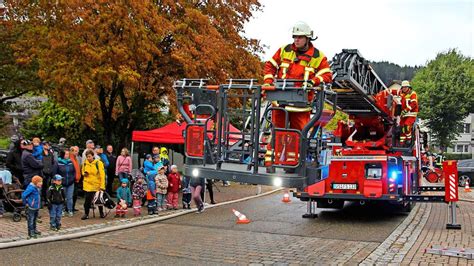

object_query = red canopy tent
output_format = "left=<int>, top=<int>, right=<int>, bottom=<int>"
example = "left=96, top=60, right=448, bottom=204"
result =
left=132, top=121, right=241, bottom=144
left=132, top=121, right=187, bottom=144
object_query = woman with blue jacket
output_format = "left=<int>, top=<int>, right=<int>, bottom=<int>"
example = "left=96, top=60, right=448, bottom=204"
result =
left=56, top=150, right=76, bottom=217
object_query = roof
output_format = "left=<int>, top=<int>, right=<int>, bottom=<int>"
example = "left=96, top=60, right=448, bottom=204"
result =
left=132, top=121, right=241, bottom=145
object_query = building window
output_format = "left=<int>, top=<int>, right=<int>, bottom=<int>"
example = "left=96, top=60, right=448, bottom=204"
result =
left=455, top=144, right=469, bottom=153
left=463, top=123, right=471, bottom=134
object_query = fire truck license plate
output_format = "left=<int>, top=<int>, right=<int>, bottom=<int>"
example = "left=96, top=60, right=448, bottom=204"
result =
left=332, top=183, right=357, bottom=190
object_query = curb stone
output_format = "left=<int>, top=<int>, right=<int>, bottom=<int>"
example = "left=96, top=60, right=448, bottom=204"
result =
left=361, top=203, right=432, bottom=265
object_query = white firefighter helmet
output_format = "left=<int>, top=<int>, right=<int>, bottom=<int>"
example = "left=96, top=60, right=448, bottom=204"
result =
left=292, top=21, right=313, bottom=39
left=401, top=80, right=411, bottom=87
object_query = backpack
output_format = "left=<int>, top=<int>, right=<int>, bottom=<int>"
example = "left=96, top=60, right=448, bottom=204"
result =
left=93, top=191, right=116, bottom=210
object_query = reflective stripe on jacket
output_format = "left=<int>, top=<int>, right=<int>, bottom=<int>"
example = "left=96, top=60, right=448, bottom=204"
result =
left=263, top=42, right=333, bottom=85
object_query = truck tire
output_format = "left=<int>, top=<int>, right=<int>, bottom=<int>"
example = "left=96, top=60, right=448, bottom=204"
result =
left=401, top=202, right=415, bottom=213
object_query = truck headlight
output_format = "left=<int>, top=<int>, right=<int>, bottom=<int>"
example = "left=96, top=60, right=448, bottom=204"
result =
left=273, top=177, right=282, bottom=187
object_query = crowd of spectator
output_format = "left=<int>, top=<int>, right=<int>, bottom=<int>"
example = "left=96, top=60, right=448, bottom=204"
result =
left=0, top=136, right=215, bottom=239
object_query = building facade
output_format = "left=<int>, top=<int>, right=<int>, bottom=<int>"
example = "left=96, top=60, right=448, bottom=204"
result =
left=446, top=113, right=474, bottom=159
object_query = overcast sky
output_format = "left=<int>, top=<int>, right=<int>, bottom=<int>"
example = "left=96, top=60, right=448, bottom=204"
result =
left=244, top=0, right=473, bottom=66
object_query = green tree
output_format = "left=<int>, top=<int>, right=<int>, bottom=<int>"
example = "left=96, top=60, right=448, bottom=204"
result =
left=412, top=49, right=474, bottom=149
left=21, top=101, right=83, bottom=143
left=7, top=1, right=263, bottom=149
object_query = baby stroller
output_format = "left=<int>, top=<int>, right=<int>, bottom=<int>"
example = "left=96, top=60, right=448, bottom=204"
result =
left=0, top=170, right=24, bottom=222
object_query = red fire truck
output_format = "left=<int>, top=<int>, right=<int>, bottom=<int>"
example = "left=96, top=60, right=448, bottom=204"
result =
left=176, top=49, right=460, bottom=228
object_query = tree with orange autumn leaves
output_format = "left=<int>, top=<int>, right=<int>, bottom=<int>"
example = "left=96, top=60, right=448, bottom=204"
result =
left=5, top=0, right=263, bottom=147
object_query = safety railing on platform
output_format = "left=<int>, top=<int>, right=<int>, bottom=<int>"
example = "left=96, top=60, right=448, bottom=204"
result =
left=175, top=78, right=336, bottom=178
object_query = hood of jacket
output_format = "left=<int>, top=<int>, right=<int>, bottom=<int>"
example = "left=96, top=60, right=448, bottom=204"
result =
left=160, top=147, right=169, bottom=160
left=58, top=157, right=72, bottom=165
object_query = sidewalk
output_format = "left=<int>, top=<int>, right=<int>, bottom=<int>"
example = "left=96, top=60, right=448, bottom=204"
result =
left=0, top=183, right=272, bottom=243
left=402, top=201, right=473, bottom=265
left=363, top=199, right=473, bottom=265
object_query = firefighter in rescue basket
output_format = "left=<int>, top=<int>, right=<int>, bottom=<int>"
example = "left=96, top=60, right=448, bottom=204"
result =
left=262, top=21, right=333, bottom=170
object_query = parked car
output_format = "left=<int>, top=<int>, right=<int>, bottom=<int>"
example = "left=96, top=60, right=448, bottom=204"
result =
left=457, top=159, right=474, bottom=187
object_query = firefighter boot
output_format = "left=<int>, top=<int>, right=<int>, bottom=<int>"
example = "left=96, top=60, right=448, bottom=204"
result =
left=283, top=152, right=297, bottom=173
left=265, top=150, right=275, bottom=173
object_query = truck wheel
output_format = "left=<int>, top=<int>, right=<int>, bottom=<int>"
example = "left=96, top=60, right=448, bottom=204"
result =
left=401, top=202, right=414, bottom=213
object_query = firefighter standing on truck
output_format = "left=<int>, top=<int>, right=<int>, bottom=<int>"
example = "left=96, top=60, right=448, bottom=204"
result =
left=263, top=21, right=333, bottom=169
left=399, top=80, right=418, bottom=145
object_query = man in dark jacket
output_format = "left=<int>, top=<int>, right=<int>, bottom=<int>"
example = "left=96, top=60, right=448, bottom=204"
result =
left=21, top=140, right=44, bottom=188
left=105, top=145, right=117, bottom=195
left=6, top=139, right=24, bottom=184
left=41, top=141, right=57, bottom=206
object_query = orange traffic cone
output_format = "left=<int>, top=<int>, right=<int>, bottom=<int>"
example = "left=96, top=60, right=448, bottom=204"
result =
left=464, top=182, right=472, bottom=192
left=232, top=209, right=251, bottom=224
left=282, top=191, right=291, bottom=203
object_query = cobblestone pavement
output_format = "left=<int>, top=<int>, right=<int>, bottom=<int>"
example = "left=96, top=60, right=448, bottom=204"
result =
left=402, top=201, right=474, bottom=265
left=0, top=183, right=271, bottom=243
left=3, top=188, right=469, bottom=265
left=362, top=203, right=432, bottom=264
left=78, top=223, right=379, bottom=265
left=361, top=181, right=474, bottom=265
left=0, top=192, right=407, bottom=264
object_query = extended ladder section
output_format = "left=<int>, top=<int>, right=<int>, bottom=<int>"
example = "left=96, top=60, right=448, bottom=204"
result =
left=330, top=49, right=388, bottom=117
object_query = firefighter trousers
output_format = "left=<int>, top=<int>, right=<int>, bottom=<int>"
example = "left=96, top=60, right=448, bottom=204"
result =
left=400, top=117, right=416, bottom=144
left=265, top=109, right=309, bottom=166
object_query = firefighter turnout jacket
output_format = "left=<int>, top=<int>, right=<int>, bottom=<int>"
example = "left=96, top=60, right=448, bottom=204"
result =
left=264, top=42, right=333, bottom=87
left=399, top=89, right=418, bottom=118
